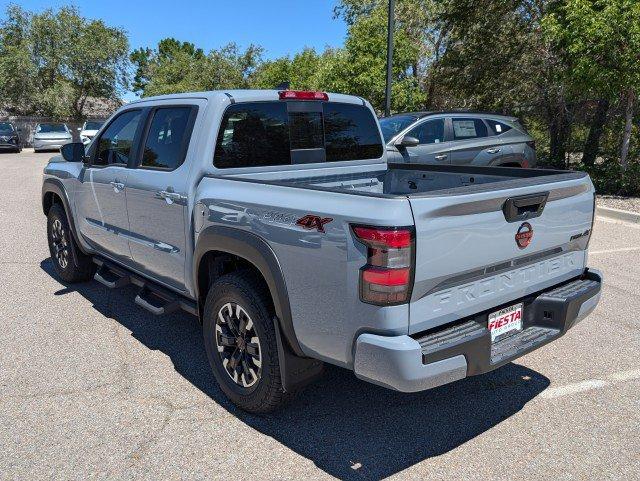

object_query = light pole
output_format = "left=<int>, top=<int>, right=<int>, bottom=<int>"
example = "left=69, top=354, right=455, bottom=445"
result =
left=384, top=0, right=395, bottom=117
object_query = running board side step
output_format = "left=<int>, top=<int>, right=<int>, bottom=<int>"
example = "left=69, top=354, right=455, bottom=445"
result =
left=94, top=264, right=131, bottom=288
left=92, top=258, right=197, bottom=317
left=135, top=286, right=180, bottom=316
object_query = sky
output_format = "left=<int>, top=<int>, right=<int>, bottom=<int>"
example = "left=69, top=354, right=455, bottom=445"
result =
left=3, top=0, right=348, bottom=100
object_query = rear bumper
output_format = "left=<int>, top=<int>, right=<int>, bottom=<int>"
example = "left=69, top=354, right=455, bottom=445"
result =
left=353, top=268, right=602, bottom=392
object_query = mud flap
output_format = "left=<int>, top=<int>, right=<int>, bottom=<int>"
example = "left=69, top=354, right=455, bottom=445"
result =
left=273, top=317, right=324, bottom=392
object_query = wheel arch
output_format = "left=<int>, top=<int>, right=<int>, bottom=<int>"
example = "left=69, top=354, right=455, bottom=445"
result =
left=194, top=226, right=304, bottom=357
left=42, top=179, right=87, bottom=254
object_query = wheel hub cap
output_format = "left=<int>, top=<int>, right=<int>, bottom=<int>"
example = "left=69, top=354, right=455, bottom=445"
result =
left=51, top=219, right=69, bottom=269
left=215, top=303, right=262, bottom=388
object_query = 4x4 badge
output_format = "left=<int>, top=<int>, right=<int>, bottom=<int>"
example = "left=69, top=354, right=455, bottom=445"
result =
left=296, top=215, right=333, bottom=233
left=515, top=222, right=533, bottom=249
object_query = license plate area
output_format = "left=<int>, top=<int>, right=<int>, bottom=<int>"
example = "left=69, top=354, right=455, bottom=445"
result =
left=488, top=303, right=523, bottom=343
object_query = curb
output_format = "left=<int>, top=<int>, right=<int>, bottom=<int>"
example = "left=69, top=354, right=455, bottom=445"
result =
left=596, top=206, right=640, bottom=224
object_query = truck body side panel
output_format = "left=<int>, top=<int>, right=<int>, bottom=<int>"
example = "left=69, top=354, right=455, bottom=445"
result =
left=194, top=177, right=414, bottom=367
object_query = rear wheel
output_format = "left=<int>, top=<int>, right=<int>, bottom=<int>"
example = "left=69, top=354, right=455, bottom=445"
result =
left=47, top=203, right=95, bottom=282
left=203, top=270, right=293, bottom=413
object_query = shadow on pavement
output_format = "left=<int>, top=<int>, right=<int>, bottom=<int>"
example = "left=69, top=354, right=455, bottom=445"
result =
left=42, top=258, right=550, bottom=480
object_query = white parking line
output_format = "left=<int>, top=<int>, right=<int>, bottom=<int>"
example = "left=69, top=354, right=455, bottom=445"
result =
left=596, top=216, right=640, bottom=229
left=541, top=369, right=640, bottom=399
left=590, top=247, right=640, bottom=255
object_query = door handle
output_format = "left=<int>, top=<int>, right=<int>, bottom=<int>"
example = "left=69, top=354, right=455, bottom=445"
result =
left=156, top=190, right=186, bottom=205
left=487, top=148, right=501, bottom=154
left=434, top=154, right=448, bottom=161
left=110, top=181, right=125, bottom=192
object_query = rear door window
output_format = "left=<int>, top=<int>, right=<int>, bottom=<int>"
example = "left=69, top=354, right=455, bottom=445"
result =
left=140, top=106, right=196, bottom=170
left=451, top=118, right=488, bottom=140
left=213, top=101, right=383, bottom=168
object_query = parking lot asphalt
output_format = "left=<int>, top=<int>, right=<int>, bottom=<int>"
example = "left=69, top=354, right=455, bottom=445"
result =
left=0, top=150, right=638, bottom=481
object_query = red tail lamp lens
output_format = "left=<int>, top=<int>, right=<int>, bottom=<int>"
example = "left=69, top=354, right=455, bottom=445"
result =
left=362, top=268, right=410, bottom=286
left=352, top=227, right=412, bottom=248
left=353, top=226, right=414, bottom=305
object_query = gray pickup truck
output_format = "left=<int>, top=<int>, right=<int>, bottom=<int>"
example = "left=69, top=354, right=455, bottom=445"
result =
left=42, top=90, right=602, bottom=413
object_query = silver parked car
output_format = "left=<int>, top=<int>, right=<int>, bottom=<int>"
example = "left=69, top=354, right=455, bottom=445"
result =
left=32, top=123, right=73, bottom=152
left=380, top=111, right=537, bottom=167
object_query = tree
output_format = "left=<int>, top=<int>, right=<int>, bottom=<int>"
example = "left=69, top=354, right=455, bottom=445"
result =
left=544, top=0, right=640, bottom=168
left=130, top=38, right=263, bottom=97
left=0, top=4, right=129, bottom=119
left=331, top=1, right=428, bottom=112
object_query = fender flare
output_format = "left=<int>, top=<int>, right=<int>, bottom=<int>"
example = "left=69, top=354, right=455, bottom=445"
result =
left=193, top=225, right=304, bottom=357
left=42, top=178, right=88, bottom=255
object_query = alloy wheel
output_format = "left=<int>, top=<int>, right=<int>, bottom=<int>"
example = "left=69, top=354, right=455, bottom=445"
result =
left=51, top=218, right=69, bottom=269
left=215, top=302, right=262, bottom=388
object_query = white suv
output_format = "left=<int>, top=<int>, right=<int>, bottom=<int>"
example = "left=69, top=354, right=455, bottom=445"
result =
left=78, top=120, right=104, bottom=146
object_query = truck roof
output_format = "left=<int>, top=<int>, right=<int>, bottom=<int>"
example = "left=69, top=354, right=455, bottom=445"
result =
left=127, top=89, right=367, bottom=106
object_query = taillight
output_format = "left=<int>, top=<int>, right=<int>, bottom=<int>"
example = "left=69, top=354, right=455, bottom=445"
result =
left=278, top=90, right=329, bottom=101
left=353, top=226, right=415, bottom=305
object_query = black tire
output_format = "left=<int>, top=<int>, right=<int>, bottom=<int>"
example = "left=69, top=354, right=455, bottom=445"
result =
left=203, top=270, right=293, bottom=413
left=47, top=203, right=95, bottom=283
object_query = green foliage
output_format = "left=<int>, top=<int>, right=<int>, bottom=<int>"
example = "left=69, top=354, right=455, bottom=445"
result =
left=337, top=3, right=427, bottom=111
left=0, top=4, right=129, bottom=118
left=580, top=158, right=640, bottom=196
left=2, top=0, right=640, bottom=192
left=130, top=39, right=262, bottom=97
left=543, top=0, right=640, bottom=98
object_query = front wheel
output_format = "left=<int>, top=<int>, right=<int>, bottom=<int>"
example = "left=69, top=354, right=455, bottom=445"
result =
left=203, top=270, right=294, bottom=413
left=47, top=203, right=95, bottom=282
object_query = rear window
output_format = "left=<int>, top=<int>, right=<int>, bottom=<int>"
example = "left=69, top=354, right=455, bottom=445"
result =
left=213, top=101, right=383, bottom=169
left=37, top=124, right=68, bottom=133
left=486, top=119, right=513, bottom=135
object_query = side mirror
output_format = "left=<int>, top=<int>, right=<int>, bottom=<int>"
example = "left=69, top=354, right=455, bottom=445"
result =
left=397, top=135, right=420, bottom=147
left=60, top=142, right=86, bottom=163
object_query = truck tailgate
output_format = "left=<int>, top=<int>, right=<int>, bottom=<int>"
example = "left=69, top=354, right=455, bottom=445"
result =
left=408, top=174, right=594, bottom=334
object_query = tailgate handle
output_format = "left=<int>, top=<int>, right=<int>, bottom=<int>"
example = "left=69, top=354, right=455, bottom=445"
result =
left=502, top=192, right=549, bottom=222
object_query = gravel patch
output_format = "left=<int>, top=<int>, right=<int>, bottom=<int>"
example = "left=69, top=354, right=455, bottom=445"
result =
left=597, top=195, right=640, bottom=213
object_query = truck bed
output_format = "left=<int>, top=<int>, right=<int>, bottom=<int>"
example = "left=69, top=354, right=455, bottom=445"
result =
left=226, top=163, right=587, bottom=198
left=202, top=162, right=594, bottom=363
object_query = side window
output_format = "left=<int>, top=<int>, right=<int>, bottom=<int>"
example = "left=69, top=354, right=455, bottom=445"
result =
left=407, top=119, right=446, bottom=145
left=451, top=118, right=488, bottom=141
left=486, top=119, right=513, bottom=135
left=141, top=107, right=194, bottom=170
left=94, top=110, right=142, bottom=166
left=214, top=102, right=290, bottom=168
